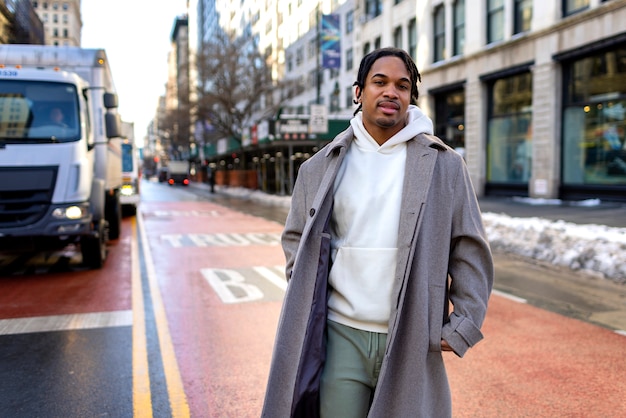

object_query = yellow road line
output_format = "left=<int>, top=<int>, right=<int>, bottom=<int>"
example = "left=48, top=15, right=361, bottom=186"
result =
left=137, top=211, right=191, bottom=418
left=132, top=216, right=153, bottom=417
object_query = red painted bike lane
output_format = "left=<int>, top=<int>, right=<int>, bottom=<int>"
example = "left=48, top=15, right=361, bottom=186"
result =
left=139, top=199, right=626, bottom=417
left=446, top=293, right=626, bottom=417
left=139, top=200, right=285, bottom=417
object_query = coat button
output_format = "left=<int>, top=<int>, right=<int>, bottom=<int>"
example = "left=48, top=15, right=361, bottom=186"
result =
left=309, top=208, right=316, bottom=217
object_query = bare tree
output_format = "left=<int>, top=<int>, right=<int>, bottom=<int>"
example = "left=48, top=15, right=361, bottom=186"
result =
left=193, top=27, right=286, bottom=168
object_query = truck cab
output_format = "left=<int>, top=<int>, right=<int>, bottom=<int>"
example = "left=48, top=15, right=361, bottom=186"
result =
left=0, top=46, right=123, bottom=269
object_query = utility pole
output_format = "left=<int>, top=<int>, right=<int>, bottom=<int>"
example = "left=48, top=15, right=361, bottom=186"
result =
left=316, top=4, right=321, bottom=105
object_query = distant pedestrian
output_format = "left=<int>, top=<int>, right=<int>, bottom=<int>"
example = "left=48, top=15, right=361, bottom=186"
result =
left=208, top=166, right=215, bottom=193
left=262, top=47, right=494, bottom=417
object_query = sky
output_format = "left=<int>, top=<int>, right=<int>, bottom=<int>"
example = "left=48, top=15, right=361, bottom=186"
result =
left=80, top=0, right=188, bottom=143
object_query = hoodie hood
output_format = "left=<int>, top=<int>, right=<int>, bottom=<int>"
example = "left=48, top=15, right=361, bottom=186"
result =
left=350, top=105, right=434, bottom=152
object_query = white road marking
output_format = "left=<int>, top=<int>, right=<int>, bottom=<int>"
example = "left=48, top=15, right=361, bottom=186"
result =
left=0, top=310, right=133, bottom=335
left=161, top=232, right=281, bottom=247
left=201, top=268, right=264, bottom=303
left=491, top=289, right=528, bottom=304
left=253, top=266, right=287, bottom=291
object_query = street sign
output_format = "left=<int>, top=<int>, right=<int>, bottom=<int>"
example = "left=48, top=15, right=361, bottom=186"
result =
left=309, top=104, right=328, bottom=134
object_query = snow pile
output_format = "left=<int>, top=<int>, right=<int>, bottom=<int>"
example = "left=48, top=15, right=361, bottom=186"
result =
left=482, top=213, right=626, bottom=284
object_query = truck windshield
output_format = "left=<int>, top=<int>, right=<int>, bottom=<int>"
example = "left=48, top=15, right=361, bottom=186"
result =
left=0, top=80, right=80, bottom=143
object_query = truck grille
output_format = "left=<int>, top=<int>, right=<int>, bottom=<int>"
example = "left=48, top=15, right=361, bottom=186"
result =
left=0, top=167, right=57, bottom=228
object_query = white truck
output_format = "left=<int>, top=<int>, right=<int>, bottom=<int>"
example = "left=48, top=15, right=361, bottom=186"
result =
left=166, top=160, right=190, bottom=186
left=120, top=121, right=140, bottom=215
left=0, top=45, right=123, bottom=269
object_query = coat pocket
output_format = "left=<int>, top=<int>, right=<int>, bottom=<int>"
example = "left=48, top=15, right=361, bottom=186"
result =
left=427, top=281, right=447, bottom=352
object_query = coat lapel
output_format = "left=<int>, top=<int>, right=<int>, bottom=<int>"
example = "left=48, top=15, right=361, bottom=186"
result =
left=388, top=135, right=439, bottom=337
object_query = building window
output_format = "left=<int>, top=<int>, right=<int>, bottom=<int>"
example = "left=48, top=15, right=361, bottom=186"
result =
left=563, top=0, right=589, bottom=17
left=53, top=14, right=58, bottom=23
left=453, top=0, right=465, bottom=56
left=296, top=47, right=303, bottom=66
left=562, top=45, right=626, bottom=189
left=308, top=69, right=317, bottom=87
left=346, top=47, right=353, bottom=71
left=346, top=10, right=354, bottom=34
left=308, top=38, right=316, bottom=59
left=434, top=88, right=466, bottom=154
left=408, top=18, right=417, bottom=61
left=393, top=26, right=402, bottom=49
left=486, top=71, right=533, bottom=185
left=365, top=0, right=383, bottom=19
left=63, top=28, right=68, bottom=38
left=514, top=0, right=532, bottom=34
left=346, top=86, right=353, bottom=108
left=363, top=42, right=371, bottom=56
left=374, top=36, right=381, bottom=50
left=433, top=5, right=445, bottom=62
left=63, top=2, right=68, bottom=10
left=487, top=0, right=504, bottom=44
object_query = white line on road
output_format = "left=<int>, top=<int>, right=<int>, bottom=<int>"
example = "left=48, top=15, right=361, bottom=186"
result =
left=253, top=266, right=287, bottom=291
left=0, top=310, right=133, bottom=335
left=491, top=289, right=528, bottom=304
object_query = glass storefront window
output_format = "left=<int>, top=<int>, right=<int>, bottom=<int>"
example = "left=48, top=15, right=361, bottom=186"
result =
left=434, top=89, right=466, bottom=157
left=487, top=72, right=533, bottom=183
left=562, top=47, right=626, bottom=186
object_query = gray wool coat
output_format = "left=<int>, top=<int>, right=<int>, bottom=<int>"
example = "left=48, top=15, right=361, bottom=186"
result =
left=262, top=127, right=494, bottom=418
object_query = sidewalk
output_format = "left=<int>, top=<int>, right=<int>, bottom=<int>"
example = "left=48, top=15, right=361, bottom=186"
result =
left=478, top=196, right=626, bottom=228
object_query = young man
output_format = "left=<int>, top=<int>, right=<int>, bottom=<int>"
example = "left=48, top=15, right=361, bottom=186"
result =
left=262, top=47, right=494, bottom=417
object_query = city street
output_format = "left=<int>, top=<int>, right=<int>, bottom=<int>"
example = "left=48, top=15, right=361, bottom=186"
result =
left=0, top=178, right=624, bottom=417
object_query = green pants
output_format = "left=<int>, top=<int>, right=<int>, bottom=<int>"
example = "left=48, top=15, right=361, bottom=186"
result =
left=320, top=320, right=388, bottom=418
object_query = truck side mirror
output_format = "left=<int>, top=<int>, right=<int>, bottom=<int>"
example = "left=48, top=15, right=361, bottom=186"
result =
left=105, top=112, right=121, bottom=138
left=103, top=92, right=118, bottom=109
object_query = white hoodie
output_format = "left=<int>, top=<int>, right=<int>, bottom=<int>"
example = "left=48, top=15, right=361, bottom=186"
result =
left=328, top=105, right=434, bottom=333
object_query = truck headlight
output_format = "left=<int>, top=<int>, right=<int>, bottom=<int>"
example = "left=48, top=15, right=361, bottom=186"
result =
left=52, top=204, right=89, bottom=220
left=121, top=184, right=134, bottom=196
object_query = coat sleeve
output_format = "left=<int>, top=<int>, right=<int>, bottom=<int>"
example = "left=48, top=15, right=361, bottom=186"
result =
left=441, top=159, right=494, bottom=357
left=281, top=164, right=309, bottom=281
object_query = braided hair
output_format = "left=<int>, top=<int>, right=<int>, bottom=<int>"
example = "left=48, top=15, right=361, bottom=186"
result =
left=353, top=47, right=421, bottom=116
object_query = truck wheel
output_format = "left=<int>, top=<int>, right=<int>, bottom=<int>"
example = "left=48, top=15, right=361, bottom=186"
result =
left=81, top=220, right=107, bottom=269
left=107, top=191, right=122, bottom=240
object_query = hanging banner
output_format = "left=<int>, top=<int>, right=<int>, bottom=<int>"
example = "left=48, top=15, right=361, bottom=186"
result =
left=321, top=14, right=341, bottom=69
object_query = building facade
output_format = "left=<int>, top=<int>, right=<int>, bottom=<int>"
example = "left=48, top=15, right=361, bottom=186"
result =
left=0, top=0, right=44, bottom=44
left=182, top=0, right=626, bottom=201
left=30, top=0, right=80, bottom=46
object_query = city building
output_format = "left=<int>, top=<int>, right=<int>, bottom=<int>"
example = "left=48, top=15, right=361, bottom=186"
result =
left=30, top=0, right=80, bottom=46
left=0, top=0, right=44, bottom=44
left=171, top=0, right=626, bottom=201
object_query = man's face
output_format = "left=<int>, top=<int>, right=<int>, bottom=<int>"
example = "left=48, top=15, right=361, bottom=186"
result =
left=50, top=108, right=63, bottom=123
left=356, top=56, right=412, bottom=144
